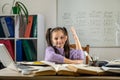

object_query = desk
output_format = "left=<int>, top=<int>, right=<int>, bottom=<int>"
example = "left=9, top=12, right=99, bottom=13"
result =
left=0, top=68, right=119, bottom=80
left=0, top=75, right=120, bottom=80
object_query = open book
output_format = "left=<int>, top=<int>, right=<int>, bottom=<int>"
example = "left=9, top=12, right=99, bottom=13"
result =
left=30, top=63, right=79, bottom=76
left=16, top=61, right=79, bottom=76
left=67, top=64, right=110, bottom=75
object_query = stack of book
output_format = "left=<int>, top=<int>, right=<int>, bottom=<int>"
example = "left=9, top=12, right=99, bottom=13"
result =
left=101, top=59, right=120, bottom=74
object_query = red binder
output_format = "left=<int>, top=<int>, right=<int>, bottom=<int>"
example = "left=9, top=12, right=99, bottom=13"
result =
left=24, top=16, right=33, bottom=38
left=0, top=40, right=14, bottom=60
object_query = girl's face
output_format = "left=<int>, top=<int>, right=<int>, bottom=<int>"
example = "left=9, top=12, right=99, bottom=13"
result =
left=51, top=30, right=67, bottom=48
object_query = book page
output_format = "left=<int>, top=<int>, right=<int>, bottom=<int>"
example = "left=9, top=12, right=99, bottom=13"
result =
left=50, top=64, right=73, bottom=72
left=68, top=64, right=104, bottom=73
left=57, top=64, right=73, bottom=72
left=31, top=66, right=56, bottom=76
left=53, top=64, right=79, bottom=76
left=32, top=66, right=55, bottom=72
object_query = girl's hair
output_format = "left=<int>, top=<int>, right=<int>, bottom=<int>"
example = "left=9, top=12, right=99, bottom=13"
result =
left=46, top=27, right=70, bottom=58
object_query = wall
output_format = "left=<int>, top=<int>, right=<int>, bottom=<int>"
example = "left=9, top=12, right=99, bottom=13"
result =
left=90, top=47, right=120, bottom=61
left=57, top=0, right=120, bottom=61
left=57, top=0, right=120, bottom=47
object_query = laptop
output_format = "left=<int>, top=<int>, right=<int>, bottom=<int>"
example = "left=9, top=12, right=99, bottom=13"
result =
left=0, top=44, right=35, bottom=72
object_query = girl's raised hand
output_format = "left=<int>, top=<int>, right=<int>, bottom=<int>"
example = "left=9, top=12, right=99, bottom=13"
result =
left=70, top=27, right=78, bottom=40
left=70, top=27, right=82, bottom=50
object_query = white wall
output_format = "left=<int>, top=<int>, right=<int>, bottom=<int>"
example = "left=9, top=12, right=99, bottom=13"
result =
left=57, top=0, right=120, bottom=47
left=90, top=47, right=120, bottom=61
left=0, top=0, right=120, bottom=61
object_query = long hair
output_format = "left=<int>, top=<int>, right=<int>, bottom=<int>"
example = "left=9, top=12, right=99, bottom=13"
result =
left=46, top=27, right=70, bottom=58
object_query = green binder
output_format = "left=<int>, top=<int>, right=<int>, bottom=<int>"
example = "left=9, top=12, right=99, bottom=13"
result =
left=31, top=15, right=37, bottom=37
left=22, top=40, right=37, bottom=61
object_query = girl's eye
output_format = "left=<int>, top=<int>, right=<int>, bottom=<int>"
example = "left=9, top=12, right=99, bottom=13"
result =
left=55, top=37, right=58, bottom=40
left=61, top=36, right=64, bottom=39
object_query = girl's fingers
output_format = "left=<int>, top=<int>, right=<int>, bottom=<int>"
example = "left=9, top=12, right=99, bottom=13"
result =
left=71, top=27, right=77, bottom=35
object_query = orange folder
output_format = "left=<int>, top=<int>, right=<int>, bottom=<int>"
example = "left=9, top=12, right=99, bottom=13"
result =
left=24, top=16, right=33, bottom=38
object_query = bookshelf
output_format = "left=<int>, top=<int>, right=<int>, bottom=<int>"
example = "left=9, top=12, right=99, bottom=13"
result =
left=0, top=14, right=45, bottom=61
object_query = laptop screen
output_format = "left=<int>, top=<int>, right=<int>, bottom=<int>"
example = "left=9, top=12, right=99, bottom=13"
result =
left=0, top=44, right=37, bottom=72
left=0, top=44, right=18, bottom=71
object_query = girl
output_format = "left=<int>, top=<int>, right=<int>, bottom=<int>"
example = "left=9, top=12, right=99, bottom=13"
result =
left=45, top=27, right=84, bottom=64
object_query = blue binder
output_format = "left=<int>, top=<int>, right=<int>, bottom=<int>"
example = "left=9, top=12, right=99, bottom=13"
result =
left=5, top=16, right=14, bottom=37
left=16, top=40, right=23, bottom=61
left=0, top=21, right=5, bottom=37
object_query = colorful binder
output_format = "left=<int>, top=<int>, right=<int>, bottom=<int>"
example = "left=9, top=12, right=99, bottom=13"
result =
left=16, top=40, right=23, bottom=61
left=19, top=15, right=27, bottom=37
left=22, top=40, right=37, bottom=61
left=0, top=40, right=14, bottom=60
left=24, top=16, right=33, bottom=38
left=30, top=15, right=37, bottom=37
left=0, top=21, right=5, bottom=37
left=0, top=17, right=10, bottom=37
left=5, top=16, right=14, bottom=37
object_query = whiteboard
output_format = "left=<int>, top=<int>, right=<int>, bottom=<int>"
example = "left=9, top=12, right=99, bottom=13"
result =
left=57, top=0, right=120, bottom=47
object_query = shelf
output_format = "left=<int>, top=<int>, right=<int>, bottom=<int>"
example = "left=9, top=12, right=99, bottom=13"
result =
left=0, top=14, right=45, bottom=61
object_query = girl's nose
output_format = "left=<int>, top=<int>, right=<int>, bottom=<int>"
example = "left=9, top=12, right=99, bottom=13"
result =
left=57, top=39, right=62, bottom=43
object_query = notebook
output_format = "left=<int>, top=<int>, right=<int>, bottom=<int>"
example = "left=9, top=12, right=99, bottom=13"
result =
left=0, top=44, right=35, bottom=72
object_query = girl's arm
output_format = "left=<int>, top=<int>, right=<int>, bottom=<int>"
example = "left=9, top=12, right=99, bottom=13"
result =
left=68, top=27, right=84, bottom=64
left=64, top=57, right=83, bottom=64
left=45, top=47, right=84, bottom=64
left=45, top=47, right=64, bottom=63
left=70, top=27, right=82, bottom=50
